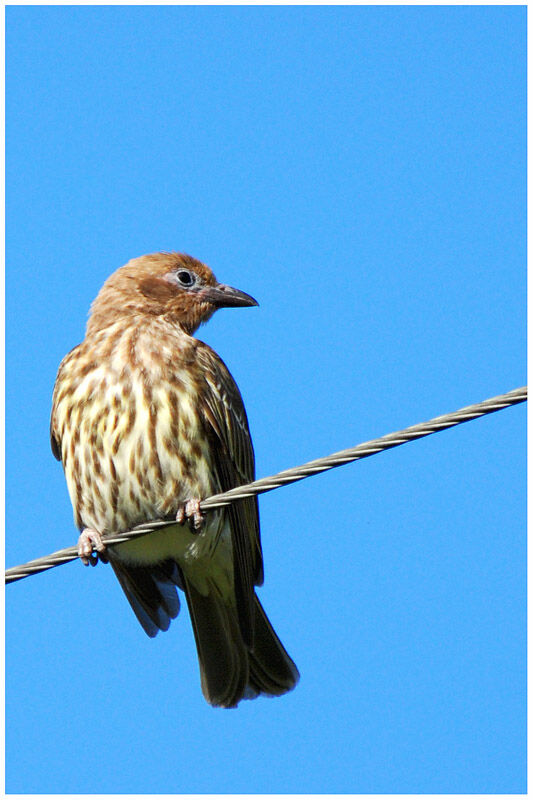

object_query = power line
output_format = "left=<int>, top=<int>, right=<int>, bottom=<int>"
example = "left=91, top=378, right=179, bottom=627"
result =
left=5, top=386, right=526, bottom=585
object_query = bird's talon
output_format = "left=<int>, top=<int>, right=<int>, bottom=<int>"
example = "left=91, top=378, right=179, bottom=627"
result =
left=175, top=498, right=205, bottom=533
left=78, top=528, right=106, bottom=566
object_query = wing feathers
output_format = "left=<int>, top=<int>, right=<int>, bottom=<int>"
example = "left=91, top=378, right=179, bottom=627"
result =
left=108, top=554, right=181, bottom=638
left=196, top=344, right=263, bottom=639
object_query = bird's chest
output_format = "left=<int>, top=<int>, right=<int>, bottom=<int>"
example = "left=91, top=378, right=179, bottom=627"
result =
left=60, top=355, right=214, bottom=533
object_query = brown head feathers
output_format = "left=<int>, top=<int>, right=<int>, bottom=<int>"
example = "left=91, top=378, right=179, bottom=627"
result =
left=87, top=253, right=222, bottom=335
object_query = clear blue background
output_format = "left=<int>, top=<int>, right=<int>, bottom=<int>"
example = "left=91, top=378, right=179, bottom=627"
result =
left=6, top=6, right=526, bottom=794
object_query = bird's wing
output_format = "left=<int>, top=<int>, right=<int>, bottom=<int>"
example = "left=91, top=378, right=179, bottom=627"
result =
left=195, top=342, right=263, bottom=645
left=50, top=370, right=63, bottom=461
left=50, top=346, right=80, bottom=462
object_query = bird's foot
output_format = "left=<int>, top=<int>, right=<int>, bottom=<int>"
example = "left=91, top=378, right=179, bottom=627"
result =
left=78, top=528, right=108, bottom=566
left=176, top=498, right=205, bottom=533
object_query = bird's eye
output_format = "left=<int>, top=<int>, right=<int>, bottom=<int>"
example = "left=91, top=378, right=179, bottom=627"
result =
left=176, top=270, right=196, bottom=287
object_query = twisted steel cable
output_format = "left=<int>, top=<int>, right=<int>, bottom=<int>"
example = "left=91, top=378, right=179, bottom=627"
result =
left=5, top=386, right=526, bottom=584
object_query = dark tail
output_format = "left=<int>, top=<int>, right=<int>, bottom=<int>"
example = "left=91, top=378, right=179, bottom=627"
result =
left=108, top=553, right=299, bottom=708
left=183, top=575, right=299, bottom=708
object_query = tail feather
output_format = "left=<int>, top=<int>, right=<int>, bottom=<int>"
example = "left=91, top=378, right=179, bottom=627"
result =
left=182, top=574, right=249, bottom=708
left=183, top=574, right=299, bottom=708
left=107, top=555, right=299, bottom=708
left=248, top=595, right=300, bottom=697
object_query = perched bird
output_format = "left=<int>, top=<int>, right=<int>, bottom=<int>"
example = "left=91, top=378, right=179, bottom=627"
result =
left=50, top=252, right=299, bottom=708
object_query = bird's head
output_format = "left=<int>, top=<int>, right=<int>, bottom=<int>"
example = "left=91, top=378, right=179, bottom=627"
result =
left=87, top=252, right=258, bottom=336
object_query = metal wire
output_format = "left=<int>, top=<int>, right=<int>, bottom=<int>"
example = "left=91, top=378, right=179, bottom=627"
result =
left=5, top=386, right=526, bottom=584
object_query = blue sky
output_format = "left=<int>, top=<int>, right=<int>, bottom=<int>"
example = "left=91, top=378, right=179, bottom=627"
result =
left=6, top=5, right=525, bottom=794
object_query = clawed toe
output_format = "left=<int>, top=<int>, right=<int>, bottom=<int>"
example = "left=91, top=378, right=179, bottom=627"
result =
left=175, top=498, right=205, bottom=532
left=78, top=528, right=107, bottom=566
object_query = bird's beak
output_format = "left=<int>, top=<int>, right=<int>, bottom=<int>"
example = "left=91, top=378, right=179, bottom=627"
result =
left=199, top=283, right=259, bottom=308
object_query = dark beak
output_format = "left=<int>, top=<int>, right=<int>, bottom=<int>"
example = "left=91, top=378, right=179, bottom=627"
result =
left=200, top=283, right=259, bottom=308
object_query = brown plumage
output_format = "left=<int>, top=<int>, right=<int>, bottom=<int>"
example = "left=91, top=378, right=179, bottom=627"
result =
left=50, top=251, right=299, bottom=707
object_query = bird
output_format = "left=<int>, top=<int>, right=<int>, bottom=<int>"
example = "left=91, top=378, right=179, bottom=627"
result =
left=50, top=251, right=299, bottom=708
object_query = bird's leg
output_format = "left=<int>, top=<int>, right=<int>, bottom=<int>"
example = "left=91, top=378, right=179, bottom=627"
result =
left=78, top=527, right=108, bottom=566
left=176, top=498, right=205, bottom=533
